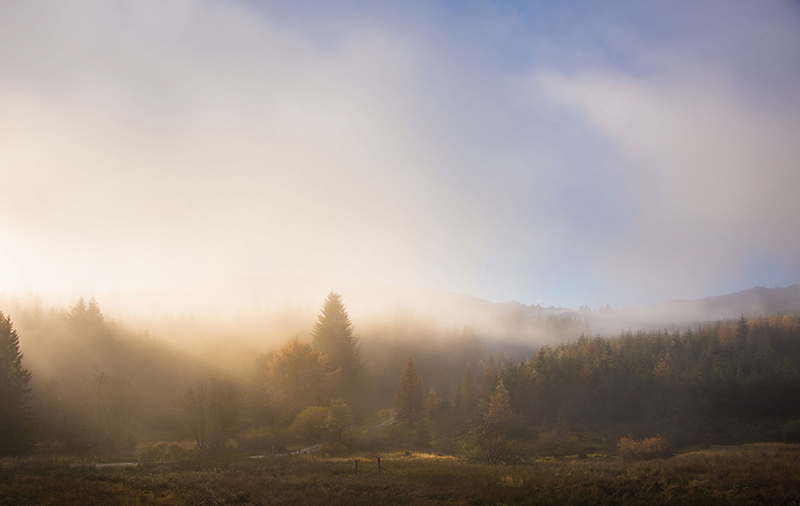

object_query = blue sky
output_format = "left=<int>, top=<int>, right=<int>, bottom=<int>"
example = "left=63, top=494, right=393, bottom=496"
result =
left=1, top=1, right=799, bottom=311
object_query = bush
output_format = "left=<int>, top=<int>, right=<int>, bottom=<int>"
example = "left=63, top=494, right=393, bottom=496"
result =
left=288, top=407, right=329, bottom=443
left=781, top=419, right=800, bottom=443
left=135, top=441, right=195, bottom=462
left=528, top=429, right=582, bottom=457
left=236, top=426, right=287, bottom=454
left=617, top=435, right=670, bottom=459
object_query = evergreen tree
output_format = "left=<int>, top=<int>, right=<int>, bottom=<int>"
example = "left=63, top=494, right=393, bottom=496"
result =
left=394, top=355, right=426, bottom=427
left=425, top=388, right=440, bottom=416
left=468, top=379, right=512, bottom=464
left=458, top=363, right=477, bottom=415
left=311, top=293, right=365, bottom=407
left=0, top=311, right=34, bottom=455
left=67, top=297, right=107, bottom=337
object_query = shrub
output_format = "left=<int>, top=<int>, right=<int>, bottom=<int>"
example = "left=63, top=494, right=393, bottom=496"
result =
left=528, top=429, right=582, bottom=457
left=236, top=426, right=288, bottom=454
left=288, top=407, right=330, bottom=443
left=617, top=435, right=670, bottom=459
left=781, top=419, right=800, bottom=443
left=135, top=441, right=195, bottom=462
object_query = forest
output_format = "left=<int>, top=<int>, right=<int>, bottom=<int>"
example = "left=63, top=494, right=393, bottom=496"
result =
left=2, top=292, right=800, bottom=464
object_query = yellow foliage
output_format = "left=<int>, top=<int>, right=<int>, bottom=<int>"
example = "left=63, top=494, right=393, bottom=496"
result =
left=616, top=435, right=669, bottom=459
left=717, top=324, right=736, bottom=347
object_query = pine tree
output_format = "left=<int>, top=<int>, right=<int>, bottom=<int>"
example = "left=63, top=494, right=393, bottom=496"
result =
left=0, top=311, right=34, bottom=455
left=468, top=379, right=512, bottom=464
left=425, top=388, right=440, bottom=415
left=311, top=293, right=365, bottom=407
left=67, top=297, right=107, bottom=337
left=485, top=380, right=512, bottom=429
left=394, top=356, right=426, bottom=427
left=458, top=363, right=477, bottom=414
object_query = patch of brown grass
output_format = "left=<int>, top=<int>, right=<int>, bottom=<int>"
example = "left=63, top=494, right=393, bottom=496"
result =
left=2, top=443, right=800, bottom=505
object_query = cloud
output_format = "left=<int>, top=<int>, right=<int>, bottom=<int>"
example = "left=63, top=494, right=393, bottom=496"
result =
left=531, top=2, right=800, bottom=302
left=0, top=1, right=494, bottom=303
left=2, top=0, right=799, bottom=312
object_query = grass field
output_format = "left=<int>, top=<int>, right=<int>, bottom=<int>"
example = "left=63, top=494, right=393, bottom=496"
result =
left=2, top=444, right=800, bottom=505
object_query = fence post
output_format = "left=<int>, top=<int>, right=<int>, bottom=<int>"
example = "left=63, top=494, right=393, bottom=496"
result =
left=355, top=460, right=359, bottom=475
left=377, top=457, right=381, bottom=474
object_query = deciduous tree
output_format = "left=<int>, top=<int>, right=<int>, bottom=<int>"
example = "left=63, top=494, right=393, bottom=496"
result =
left=180, top=378, right=243, bottom=451
left=325, top=399, right=354, bottom=442
left=262, top=337, right=338, bottom=421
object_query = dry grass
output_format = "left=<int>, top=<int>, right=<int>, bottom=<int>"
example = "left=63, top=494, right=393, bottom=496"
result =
left=2, top=444, right=800, bottom=505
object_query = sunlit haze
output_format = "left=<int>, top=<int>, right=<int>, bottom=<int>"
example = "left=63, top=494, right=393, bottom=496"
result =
left=2, top=1, right=800, bottom=314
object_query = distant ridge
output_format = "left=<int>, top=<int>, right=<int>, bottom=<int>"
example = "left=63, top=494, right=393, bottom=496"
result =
left=621, top=285, right=800, bottom=325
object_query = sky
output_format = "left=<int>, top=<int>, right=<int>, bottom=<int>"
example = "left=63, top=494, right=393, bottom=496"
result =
left=1, top=0, right=800, bottom=312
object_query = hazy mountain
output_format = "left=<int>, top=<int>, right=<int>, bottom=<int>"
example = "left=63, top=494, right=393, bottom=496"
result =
left=363, top=284, right=800, bottom=341
left=620, top=285, right=800, bottom=323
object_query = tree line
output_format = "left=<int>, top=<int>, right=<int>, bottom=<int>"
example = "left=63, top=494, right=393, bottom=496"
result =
left=497, top=314, right=800, bottom=446
left=2, top=293, right=800, bottom=460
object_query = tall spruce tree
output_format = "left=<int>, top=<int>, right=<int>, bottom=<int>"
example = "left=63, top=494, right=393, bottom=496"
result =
left=394, top=355, right=426, bottom=427
left=311, top=293, right=365, bottom=408
left=468, top=379, right=512, bottom=464
left=0, top=311, right=34, bottom=455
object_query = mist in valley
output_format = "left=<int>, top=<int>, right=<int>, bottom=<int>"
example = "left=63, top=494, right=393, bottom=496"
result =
left=2, top=1, right=800, bottom=503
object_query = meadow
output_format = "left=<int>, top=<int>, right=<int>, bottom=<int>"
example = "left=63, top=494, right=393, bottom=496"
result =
left=3, top=443, right=800, bottom=505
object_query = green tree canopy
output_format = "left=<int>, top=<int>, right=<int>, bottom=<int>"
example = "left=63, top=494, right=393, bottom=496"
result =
left=325, top=399, right=354, bottom=442
left=0, top=311, right=34, bottom=455
left=288, top=406, right=330, bottom=443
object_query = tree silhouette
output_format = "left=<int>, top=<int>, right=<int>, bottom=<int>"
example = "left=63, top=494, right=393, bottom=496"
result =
left=394, top=356, right=426, bottom=427
left=67, top=297, right=107, bottom=337
left=311, top=293, right=365, bottom=408
left=0, top=311, right=34, bottom=455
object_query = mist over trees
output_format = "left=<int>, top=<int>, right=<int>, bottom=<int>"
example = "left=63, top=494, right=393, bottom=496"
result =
left=393, top=356, right=425, bottom=427
left=258, top=337, right=337, bottom=423
left=310, top=293, right=366, bottom=412
left=180, top=378, right=243, bottom=452
left=1, top=290, right=800, bottom=463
